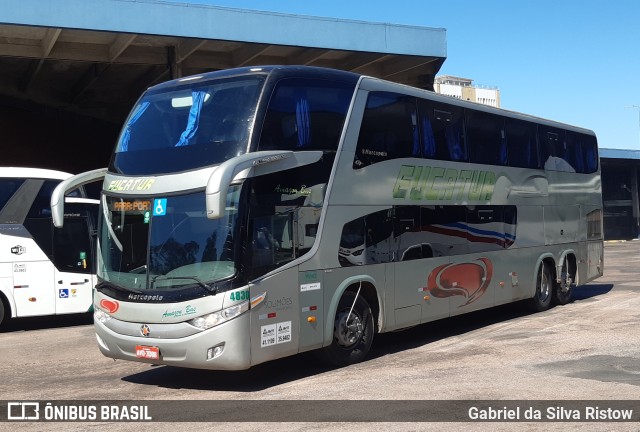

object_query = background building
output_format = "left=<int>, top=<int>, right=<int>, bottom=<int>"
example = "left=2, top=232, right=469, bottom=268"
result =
left=434, top=75, right=500, bottom=107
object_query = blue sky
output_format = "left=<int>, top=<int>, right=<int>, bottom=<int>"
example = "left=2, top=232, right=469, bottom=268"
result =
left=177, top=0, right=640, bottom=150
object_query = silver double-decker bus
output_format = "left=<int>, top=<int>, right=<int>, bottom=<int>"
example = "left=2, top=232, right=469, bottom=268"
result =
left=52, top=66, right=603, bottom=370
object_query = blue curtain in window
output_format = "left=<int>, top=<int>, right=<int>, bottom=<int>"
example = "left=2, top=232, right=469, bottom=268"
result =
left=175, top=91, right=206, bottom=147
left=499, top=134, right=508, bottom=165
left=585, top=146, right=597, bottom=173
left=574, top=141, right=585, bottom=173
left=295, top=94, right=310, bottom=148
left=446, top=123, right=464, bottom=161
left=422, top=117, right=436, bottom=157
left=119, top=102, right=150, bottom=152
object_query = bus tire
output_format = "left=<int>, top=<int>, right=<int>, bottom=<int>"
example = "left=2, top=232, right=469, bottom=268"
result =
left=0, top=296, right=5, bottom=327
left=554, top=259, right=574, bottom=305
left=319, top=291, right=374, bottom=367
left=527, top=262, right=553, bottom=312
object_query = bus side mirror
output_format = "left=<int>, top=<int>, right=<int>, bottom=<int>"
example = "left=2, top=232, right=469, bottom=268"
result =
left=205, top=151, right=322, bottom=219
left=51, top=168, right=107, bottom=228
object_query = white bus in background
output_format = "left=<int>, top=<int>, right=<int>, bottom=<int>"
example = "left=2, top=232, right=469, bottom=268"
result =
left=0, top=168, right=99, bottom=326
left=52, top=66, right=603, bottom=370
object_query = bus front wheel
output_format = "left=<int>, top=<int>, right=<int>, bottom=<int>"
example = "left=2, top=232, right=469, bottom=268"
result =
left=319, top=291, right=374, bottom=366
left=527, top=262, right=553, bottom=312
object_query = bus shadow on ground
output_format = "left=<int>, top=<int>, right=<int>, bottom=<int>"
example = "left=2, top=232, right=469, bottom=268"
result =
left=123, top=303, right=534, bottom=392
left=571, top=283, right=613, bottom=300
left=0, top=312, right=93, bottom=333
left=123, top=285, right=613, bottom=392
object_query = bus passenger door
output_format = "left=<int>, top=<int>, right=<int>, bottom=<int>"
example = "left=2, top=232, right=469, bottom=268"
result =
left=52, top=212, right=95, bottom=315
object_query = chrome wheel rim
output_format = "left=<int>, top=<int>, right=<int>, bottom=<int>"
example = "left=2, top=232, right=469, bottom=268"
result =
left=335, top=310, right=364, bottom=348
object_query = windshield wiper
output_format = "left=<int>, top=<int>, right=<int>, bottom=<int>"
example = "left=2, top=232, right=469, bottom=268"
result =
left=150, top=275, right=218, bottom=295
left=96, top=281, right=143, bottom=295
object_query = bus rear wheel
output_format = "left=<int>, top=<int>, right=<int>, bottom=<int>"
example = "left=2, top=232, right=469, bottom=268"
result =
left=0, top=297, right=5, bottom=326
left=527, top=262, right=553, bottom=312
left=319, top=291, right=374, bottom=367
left=554, top=259, right=575, bottom=305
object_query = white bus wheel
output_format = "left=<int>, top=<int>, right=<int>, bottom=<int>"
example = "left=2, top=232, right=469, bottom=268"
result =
left=0, top=298, right=5, bottom=326
left=319, top=291, right=374, bottom=366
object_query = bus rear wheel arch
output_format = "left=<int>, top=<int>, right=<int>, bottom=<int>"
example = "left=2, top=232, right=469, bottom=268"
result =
left=318, top=288, right=376, bottom=366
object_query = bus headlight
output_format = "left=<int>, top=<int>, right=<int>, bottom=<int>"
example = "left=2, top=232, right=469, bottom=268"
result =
left=188, top=301, right=249, bottom=330
left=94, top=308, right=112, bottom=323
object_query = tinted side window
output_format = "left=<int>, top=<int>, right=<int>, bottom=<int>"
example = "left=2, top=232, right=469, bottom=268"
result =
left=23, top=218, right=54, bottom=258
left=245, top=155, right=334, bottom=278
left=505, top=118, right=539, bottom=168
left=540, top=126, right=576, bottom=172
left=259, top=78, right=355, bottom=151
left=466, top=110, right=506, bottom=166
left=53, top=217, right=92, bottom=274
left=583, top=134, right=599, bottom=173
left=565, top=131, right=587, bottom=173
left=565, top=131, right=599, bottom=174
left=418, top=99, right=466, bottom=162
left=27, top=180, right=61, bottom=218
left=0, top=178, right=25, bottom=211
left=338, top=205, right=518, bottom=266
left=354, top=92, right=418, bottom=169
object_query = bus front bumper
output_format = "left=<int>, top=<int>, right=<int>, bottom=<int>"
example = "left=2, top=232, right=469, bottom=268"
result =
left=94, top=312, right=251, bottom=370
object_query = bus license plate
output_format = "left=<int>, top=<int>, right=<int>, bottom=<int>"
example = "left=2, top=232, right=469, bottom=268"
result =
left=135, top=345, right=160, bottom=360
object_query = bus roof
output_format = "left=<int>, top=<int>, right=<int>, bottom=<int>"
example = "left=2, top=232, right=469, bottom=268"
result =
left=146, top=65, right=361, bottom=92
left=145, top=65, right=596, bottom=136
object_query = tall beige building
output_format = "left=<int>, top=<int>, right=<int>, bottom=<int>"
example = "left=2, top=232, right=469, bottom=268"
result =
left=434, top=75, right=500, bottom=108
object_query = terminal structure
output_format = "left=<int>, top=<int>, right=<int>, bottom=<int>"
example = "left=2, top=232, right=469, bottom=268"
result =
left=0, top=0, right=634, bottom=239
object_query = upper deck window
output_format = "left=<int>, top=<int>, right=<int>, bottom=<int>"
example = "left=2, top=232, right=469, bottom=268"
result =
left=354, top=92, right=418, bottom=168
left=110, top=75, right=265, bottom=175
left=258, top=78, right=355, bottom=151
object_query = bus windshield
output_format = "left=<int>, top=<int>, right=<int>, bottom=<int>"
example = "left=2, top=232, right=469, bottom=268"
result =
left=99, top=187, right=241, bottom=292
left=110, top=75, right=265, bottom=175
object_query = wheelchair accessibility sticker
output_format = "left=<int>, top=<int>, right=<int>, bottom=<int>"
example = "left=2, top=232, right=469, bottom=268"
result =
left=59, top=289, right=69, bottom=299
left=153, top=199, right=167, bottom=216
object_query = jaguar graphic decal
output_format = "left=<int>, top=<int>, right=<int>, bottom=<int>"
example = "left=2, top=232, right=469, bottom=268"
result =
left=424, top=258, right=493, bottom=306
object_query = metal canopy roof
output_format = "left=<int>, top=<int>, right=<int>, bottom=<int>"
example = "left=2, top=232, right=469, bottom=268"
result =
left=0, top=0, right=447, bottom=124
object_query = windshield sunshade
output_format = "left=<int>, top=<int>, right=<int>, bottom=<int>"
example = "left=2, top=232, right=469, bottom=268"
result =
left=111, top=76, right=265, bottom=175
